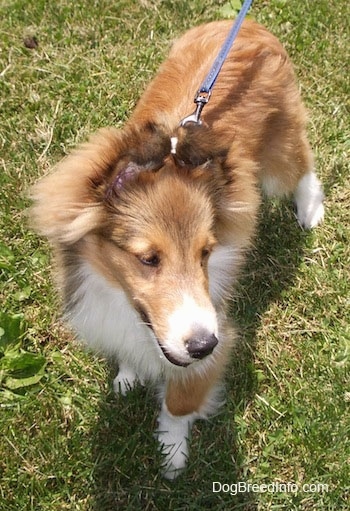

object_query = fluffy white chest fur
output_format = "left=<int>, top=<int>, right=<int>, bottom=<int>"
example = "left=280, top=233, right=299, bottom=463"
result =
left=68, top=261, right=164, bottom=381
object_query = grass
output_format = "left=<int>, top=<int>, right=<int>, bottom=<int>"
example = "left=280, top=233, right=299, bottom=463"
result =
left=0, top=0, right=349, bottom=509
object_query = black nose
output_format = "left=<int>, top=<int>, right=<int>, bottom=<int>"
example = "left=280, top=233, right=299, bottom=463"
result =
left=185, top=332, right=218, bottom=360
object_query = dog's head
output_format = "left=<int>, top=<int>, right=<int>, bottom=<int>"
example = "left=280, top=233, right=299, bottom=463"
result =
left=31, top=123, right=257, bottom=366
left=103, top=158, right=220, bottom=366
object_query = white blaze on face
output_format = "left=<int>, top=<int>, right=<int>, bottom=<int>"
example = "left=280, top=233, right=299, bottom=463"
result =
left=164, top=293, right=218, bottom=362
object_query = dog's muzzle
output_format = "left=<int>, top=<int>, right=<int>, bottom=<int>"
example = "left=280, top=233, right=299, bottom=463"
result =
left=137, top=306, right=218, bottom=367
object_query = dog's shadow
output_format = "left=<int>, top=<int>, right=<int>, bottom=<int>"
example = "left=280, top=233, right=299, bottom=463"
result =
left=90, top=199, right=310, bottom=510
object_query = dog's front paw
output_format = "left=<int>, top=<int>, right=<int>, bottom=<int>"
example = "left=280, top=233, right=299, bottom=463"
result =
left=113, top=366, right=143, bottom=396
left=157, top=429, right=189, bottom=480
left=155, top=405, right=197, bottom=480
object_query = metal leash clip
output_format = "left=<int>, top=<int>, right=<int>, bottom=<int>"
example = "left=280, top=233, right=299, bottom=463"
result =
left=179, top=90, right=211, bottom=127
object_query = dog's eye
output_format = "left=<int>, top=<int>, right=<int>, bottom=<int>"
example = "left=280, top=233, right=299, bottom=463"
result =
left=201, top=248, right=211, bottom=266
left=138, top=253, right=161, bottom=267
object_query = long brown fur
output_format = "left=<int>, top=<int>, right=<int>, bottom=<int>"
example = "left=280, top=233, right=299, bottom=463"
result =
left=31, top=20, right=323, bottom=478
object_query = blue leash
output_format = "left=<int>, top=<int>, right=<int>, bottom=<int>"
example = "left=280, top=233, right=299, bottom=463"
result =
left=180, top=0, right=253, bottom=126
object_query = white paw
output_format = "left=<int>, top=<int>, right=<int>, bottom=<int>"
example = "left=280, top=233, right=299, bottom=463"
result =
left=156, top=405, right=197, bottom=480
left=157, top=429, right=189, bottom=480
left=294, top=171, right=325, bottom=229
left=297, top=200, right=325, bottom=229
left=113, top=366, right=143, bottom=396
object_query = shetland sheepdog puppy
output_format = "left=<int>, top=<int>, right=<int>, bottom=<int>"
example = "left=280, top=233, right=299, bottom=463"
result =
left=31, top=20, right=324, bottom=479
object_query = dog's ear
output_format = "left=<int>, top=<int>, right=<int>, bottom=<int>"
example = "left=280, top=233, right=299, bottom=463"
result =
left=104, top=159, right=151, bottom=200
left=109, top=161, right=143, bottom=191
left=30, top=123, right=171, bottom=245
left=30, top=128, right=123, bottom=245
left=104, top=122, right=171, bottom=198
left=172, top=124, right=228, bottom=167
left=126, top=122, right=171, bottom=167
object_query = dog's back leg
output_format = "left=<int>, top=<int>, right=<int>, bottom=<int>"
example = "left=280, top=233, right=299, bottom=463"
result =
left=293, top=170, right=324, bottom=229
left=259, top=125, right=324, bottom=229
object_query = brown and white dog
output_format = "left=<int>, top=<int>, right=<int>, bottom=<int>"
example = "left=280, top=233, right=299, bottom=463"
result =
left=31, top=20, right=324, bottom=478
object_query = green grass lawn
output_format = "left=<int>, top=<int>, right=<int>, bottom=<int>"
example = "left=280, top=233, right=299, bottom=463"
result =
left=1, top=0, right=349, bottom=509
